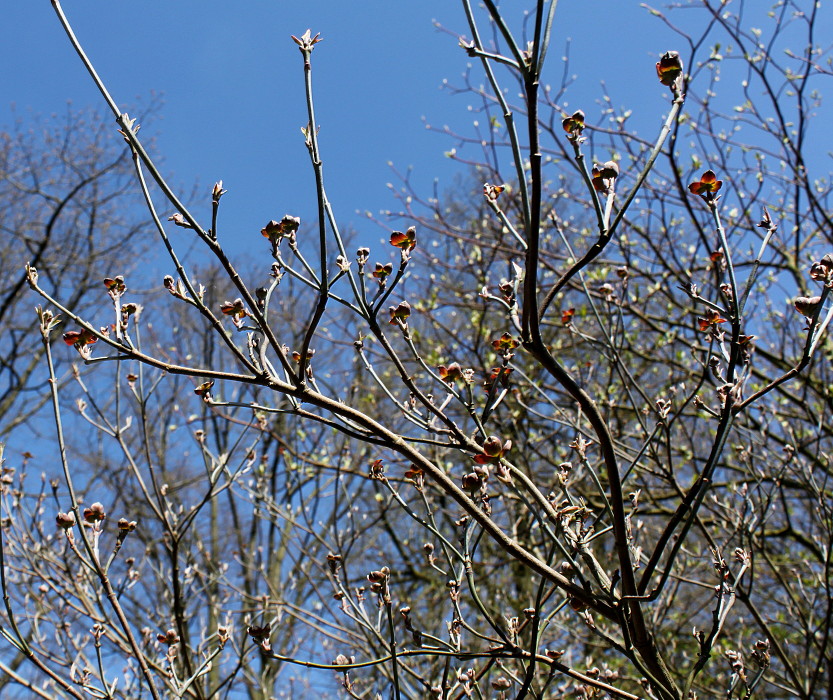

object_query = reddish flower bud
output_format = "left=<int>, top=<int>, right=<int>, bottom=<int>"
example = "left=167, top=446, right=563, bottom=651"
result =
left=483, top=367, right=513, bottom=393
left=474, top=436, right=510, bottom=464
left=656, top=51, right=684, bottom=88
left=63, top=329, right=98, bottom=347
left=390, top=226, right=417, bottom=251
left=83, top=502, right=106, bottom=523
left=388, top=300, right=411, bottom=325
left=372, top=262, right=393, bottom=281
left=698, top=308, right=727, bottom=332
left=366, top=567, right=390, bottom=583
left=291, top=349, right=315, bottom=363
left=369, top=459, right=385, bottom=479
left=591, top=161, right=619, bottom=194
left=194, top=381, right=214, bottom=398
left=483, top=183, right=506, bottom=201
left=118, top=518, right=137, bottom=532
left=562, top=110, right=585, bottom=138
left=482, top=436, right=503, bottom=457
left=491, top=332, right=520, bottom=353
left=246, top=624, right=270, bottom=645
left=103, top=276, right=126, bottom=295
left=157, top=629, right=180, bottom=646
left=689, top=170, right=723, bottom=200
left=261, top=215, right=300, bottom=243
left=438, top=362, right=463, bottom=385
left=220, top=299, right=248, bottom=319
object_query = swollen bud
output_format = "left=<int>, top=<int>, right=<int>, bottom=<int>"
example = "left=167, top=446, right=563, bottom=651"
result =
left=656, top=51, right=684, bottom=91
left=794, top=295, right=823, bottom=318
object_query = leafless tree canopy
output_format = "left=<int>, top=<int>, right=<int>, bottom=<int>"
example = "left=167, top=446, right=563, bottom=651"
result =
left=2, top=1, right=832, bottom=699
left=0, top=107, right=150, bottom=440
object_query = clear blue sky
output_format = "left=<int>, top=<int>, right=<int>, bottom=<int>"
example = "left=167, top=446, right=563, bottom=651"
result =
left=3, top=2, right=684, bottom=255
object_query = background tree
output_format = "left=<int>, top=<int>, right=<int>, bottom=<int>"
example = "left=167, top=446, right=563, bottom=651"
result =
left=2, top=1, right=832, bottom=699
left=0, top=107, right=152, bottom=439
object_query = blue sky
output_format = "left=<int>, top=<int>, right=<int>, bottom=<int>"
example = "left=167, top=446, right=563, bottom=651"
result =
left=4, top=2, right=683, bottom=256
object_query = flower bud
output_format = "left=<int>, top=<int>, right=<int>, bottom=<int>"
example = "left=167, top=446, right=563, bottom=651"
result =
left=83, top=502, right=106, bottom=523
left=794, top=295, right=823, bottom=317
left=56, top=511, right=76, bottom=529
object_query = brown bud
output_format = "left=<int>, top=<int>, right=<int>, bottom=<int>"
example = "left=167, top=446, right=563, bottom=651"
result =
left=568, top=596, right=587, bottom=612
left=598, top=161, right=619, bottom=179
left=366, top=567, right=390, bottom=583
left=591, top=161, right=619, bottom=194
left=794, top=295, right=823, bottom=317
left=461, top=472, right=483, bottom=492
left=167, top=213, right=193, bottom=229
left=561, top=110, right=585, bottom=137
left=56, top=511, right=76, bottom=529
left=482, top=436, right=503, bottom=457
left=157, top=629, right=180, bottom=646
left=247, top=624, right=270, bottom=644
left=809, top=255, right=833, bottom=282
left=83, top=502, right=106, bottom=524
left=656, top=50, right=684, bottom=88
